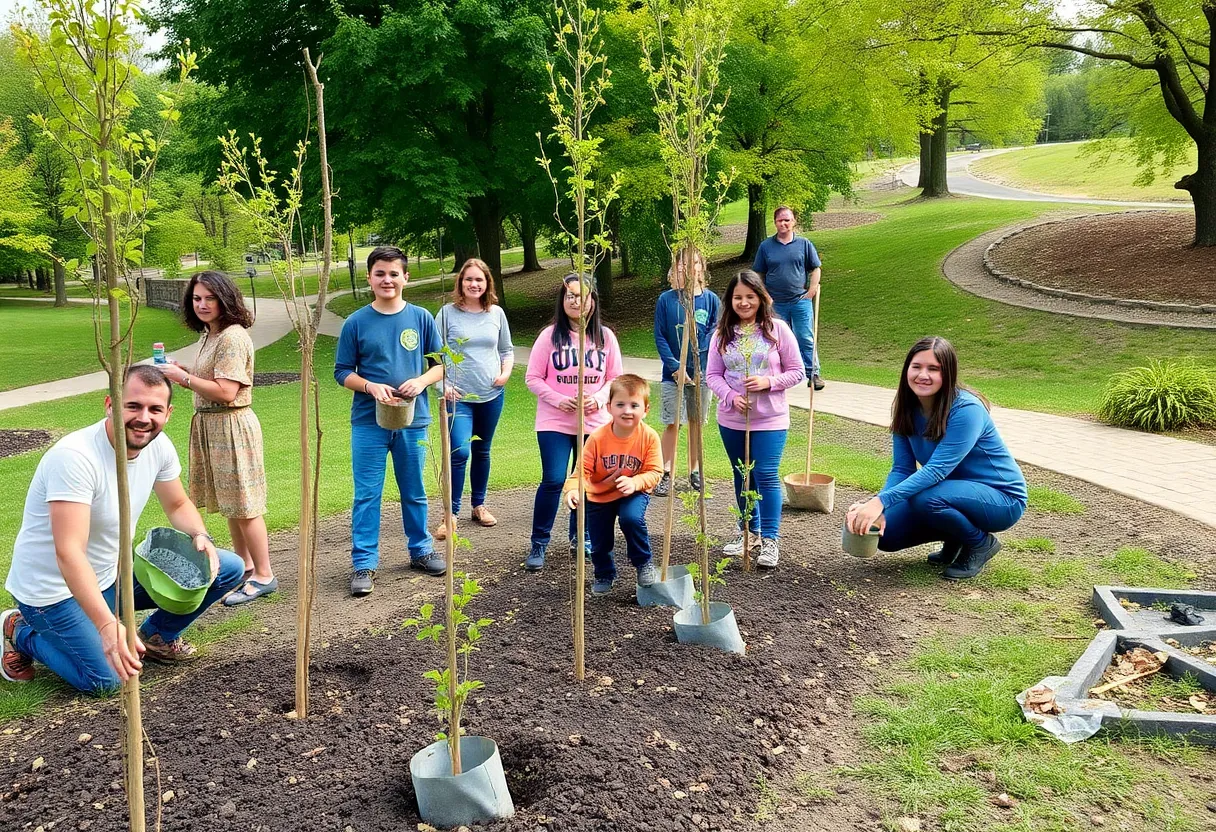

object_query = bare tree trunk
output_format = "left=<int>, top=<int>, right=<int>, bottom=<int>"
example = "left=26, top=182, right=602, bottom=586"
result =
left=1179, top=134, right=1216, bottom=247
left=520, top=214, right=542, bottom=272
left=53, top=257, right=67, bottom=306
left=594, top=247, right=613, bottom=308
left=743, top=183, right=767, bottom=263
left=922, top=83, right=952, bottom=198
left=917, top=131, right=932, bottom=190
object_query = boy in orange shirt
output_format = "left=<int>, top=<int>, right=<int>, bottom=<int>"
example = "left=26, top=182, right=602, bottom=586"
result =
left=565, top=374, right=664, bottom=595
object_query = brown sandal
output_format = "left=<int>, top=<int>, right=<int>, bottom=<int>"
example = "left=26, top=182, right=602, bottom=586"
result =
left=472, top=505, right=497, bottom=527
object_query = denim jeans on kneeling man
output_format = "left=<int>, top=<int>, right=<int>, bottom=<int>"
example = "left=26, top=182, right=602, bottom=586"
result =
left=13, top=548, right=245, bottom=694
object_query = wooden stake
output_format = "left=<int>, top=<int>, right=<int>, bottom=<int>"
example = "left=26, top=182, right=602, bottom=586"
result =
left=803, top=287, right=821, bottom=480
left=1090, top=665, right=1164, bottom=696
left=438, top=387, right=462, bottom=774
left=660, top=296, right=694, bottom=581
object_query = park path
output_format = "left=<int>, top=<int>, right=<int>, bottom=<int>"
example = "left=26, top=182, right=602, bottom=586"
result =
left=6, top=281, right=1215, bottom=529
left=512, top=347, right=1216, bottom=530
left=898, top=148, right=1187, bottom=209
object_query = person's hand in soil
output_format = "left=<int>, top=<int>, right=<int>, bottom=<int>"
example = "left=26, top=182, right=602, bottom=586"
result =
left=615, top=476, right=637, bottom=497
left=743, top=375, right=771, bottom=393
left=731, top=392, right=751, bottom=414
left=195, top=533, right=220, bottom=584
left=556, top=396, right=578, bottom=413
left=365, top=382, right=397, bottom=404
left=846, top=497, right=886, bottom=535
left=100, top=617, right=143, bottom=682
left=397, top=377, right=427, bottom=399
left=565, top=489, right=580, bottom=510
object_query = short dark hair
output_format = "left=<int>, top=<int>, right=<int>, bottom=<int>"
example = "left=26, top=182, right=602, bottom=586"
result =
left=124, top=364, right=174, bottom=404
left=773, top=205, right=796, bottom=221
left=182, top=271, right=254, bottom=332
left=367, top=245, right=408, bottom=273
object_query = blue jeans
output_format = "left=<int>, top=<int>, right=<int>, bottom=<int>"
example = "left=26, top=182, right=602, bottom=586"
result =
left=772, top=297, right=819, bottom=376
left=351, top=423, right=432, bottom=570
left=530, top=431, right=584, bottom=549
left=586, top=492, right=653, bottom=582
left=719, top=426, right=788, bottom=539
left=447, top=394, right=506, bottom=514
left=878, top=480, right=1026, bottom=551
left=13, top=549, right=245, bottom=694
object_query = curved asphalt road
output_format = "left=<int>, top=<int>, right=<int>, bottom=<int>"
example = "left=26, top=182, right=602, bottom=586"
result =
left=898, top=148, right=1187, bottom=209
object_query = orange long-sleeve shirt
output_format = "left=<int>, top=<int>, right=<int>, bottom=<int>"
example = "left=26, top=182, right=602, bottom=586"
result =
left=563, top=422, right=664, bottom=503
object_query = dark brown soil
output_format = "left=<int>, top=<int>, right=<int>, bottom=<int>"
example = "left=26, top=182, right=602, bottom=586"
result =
left=0, top=485, right=892, bottom=832
left=252, top=372, right=302, bottom=387
left=5, top=416, right=1216, bottom=832
left=991, top=212, right=1216, bottom=305
left=0, top=429, right=53, bottom=459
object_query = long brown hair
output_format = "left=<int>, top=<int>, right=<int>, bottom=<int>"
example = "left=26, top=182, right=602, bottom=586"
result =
left=890, top=336, right=989, bottom=441
left=453, top=257, right=498, bottom=310
left=550, top=273, right=605, bottom=350
left=715, top=270, right=775, bottom=353
left=182, top=271, right=254, bottom=332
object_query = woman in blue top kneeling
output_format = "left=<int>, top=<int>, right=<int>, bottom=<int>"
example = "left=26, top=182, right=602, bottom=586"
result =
left=845, top=336, right=1028, bottom=580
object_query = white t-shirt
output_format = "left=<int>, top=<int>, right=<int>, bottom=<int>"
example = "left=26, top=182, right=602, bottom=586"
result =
left=6, top=419, right=182, bottom=607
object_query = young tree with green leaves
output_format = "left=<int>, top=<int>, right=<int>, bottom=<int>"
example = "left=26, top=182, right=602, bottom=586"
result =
left=641, top=0, right=733, bottom=624
left=217, top=48, right=334, bottom=718
left=538, top=0, right=620, bottom=681
left=12, top=2, right=194, bottom=829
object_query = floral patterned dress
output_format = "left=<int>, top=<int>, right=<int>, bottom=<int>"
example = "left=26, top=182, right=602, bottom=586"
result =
left=188, top=325, right=267, bottom=518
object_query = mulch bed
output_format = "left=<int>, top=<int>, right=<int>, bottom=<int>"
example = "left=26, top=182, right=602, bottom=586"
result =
left=990, top=212, right=1216, bottom=306
left=0, top=487, right=891, bottom=832
left=252, top=372, right=302, bottom=387
left=0, top=429, right=53, bottom=460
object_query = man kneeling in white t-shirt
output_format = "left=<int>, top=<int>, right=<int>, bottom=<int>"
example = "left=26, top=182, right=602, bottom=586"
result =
left=1, top=366, right=245, bottom=693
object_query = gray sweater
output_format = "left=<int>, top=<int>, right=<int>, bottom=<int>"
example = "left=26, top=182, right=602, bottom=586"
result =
left=436, top=303, right=514, bottom=402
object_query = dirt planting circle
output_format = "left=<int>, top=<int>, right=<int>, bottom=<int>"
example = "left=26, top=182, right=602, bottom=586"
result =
left=252, top=372, right=302, bottom=387
left=0, top=429, right=53, bottom=459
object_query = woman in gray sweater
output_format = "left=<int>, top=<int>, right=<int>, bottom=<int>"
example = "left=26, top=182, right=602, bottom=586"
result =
left=434, top=258, right=514, bottom=539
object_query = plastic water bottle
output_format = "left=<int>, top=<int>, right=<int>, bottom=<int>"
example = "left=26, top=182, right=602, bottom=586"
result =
left=152, top=342, right=167, bottom=365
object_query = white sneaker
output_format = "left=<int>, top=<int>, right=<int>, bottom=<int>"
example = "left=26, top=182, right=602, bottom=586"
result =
left=723, top=526, right=760, bottom=557
left=757, top=538, right=779, bottom=568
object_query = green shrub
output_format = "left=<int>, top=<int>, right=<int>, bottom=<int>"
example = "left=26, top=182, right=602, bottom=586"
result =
left=1098, top=359, right=1216, bottom=432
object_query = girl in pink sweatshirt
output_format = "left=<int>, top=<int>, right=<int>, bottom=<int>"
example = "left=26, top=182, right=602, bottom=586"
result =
left=524, top=274, right=623, bottom=570
left=706, top=270, right=806, bottom=569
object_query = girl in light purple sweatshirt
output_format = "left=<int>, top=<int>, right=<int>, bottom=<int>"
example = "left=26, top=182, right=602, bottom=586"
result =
left=524, top=274, right=623, bottom=570
left=706, top=270, right=805, bottom=568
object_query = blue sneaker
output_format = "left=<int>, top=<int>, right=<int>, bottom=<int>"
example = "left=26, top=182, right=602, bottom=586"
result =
left=525, top=544, right=546, bottom=572
left=591, top=577, right=615, bottom=596
left=569, top=538, right=592, bottom=560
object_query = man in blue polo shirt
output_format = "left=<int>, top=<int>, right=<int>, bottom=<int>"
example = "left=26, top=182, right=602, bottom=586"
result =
left=752, top=205, right=824, bottom=390
left=335, top=246, right=445, bottom=597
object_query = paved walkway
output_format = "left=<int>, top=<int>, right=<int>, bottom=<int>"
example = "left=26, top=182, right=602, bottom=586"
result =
left=898, top=148, right=1189, bottom=209
left=513, top=347, right=1216, bottom=530
left=6, top=279, right=1215, bottom=529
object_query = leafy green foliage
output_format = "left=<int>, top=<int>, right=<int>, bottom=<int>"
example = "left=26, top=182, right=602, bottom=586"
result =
left=684, top=557, right=730, bottom=604
left=403, top=574, right=493, bottom=742
left=1098, top=359, right=1216, bottom=432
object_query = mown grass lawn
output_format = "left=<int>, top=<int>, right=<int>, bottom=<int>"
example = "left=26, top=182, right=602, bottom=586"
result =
left=0, top=301, right=197, bottom=392
left=970, top=141, right=1195, bottom=203
left=330, top=193, right=1216, bottom=417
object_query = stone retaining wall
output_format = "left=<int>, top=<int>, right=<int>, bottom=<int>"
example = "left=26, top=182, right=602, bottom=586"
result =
left=145, top=278, right=188, bottom=311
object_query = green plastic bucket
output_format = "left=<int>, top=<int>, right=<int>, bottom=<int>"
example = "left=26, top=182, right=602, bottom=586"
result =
left=134, top=527, right=212, bottom=615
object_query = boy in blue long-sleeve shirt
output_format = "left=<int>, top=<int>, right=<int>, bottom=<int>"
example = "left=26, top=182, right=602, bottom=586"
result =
left=653, top=250, right=721, bottom=496
left=334, top=246, right=445, bottom=597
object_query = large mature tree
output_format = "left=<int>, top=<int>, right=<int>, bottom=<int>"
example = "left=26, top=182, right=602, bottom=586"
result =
left=854, top=0, right=1047, bottom=197
left=722, top=0, right=861, bottom=260
left=982, top=1, right=1215, bottom=245
left=157, top=0, right=553, bottom=295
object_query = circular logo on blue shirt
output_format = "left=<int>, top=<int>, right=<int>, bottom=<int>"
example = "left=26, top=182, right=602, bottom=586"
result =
left=694, top=308, right=709, bottom=326
left=400, top=328, right=419, bottom=350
